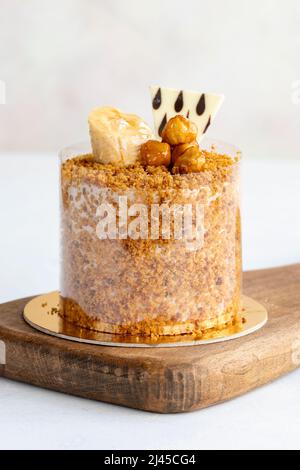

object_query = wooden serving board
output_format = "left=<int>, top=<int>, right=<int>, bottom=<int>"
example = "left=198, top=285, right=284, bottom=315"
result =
left=0, top=264, right=300, bottom=413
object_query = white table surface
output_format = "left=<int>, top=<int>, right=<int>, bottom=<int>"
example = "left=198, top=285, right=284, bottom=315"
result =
left=0, top=153, right=299, bottom=450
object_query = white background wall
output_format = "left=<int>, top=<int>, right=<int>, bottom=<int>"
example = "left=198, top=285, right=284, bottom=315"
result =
left=0, top=2, right=300, bottom=450
left=0, top=0, right=299, bottom=156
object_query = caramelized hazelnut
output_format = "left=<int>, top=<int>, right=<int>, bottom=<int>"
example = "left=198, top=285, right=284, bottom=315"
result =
left=171, top=141, right=198, bottom=165
left=172, top=146, right=205, bottom=174
left=140, top=140, right=171, bottom=167
left=162, top=115, right=197, bottom=146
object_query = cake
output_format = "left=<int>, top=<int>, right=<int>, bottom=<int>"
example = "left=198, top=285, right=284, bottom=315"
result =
left=60, top=87, right=242, bottom=340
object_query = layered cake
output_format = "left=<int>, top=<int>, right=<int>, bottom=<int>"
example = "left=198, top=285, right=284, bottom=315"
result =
left=60, top=87, right=242, bottom=339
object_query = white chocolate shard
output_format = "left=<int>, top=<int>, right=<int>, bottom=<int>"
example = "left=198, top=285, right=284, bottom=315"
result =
left=89, top=107, right=154, bottom=166
left=150, top=86, right=224, bottom=140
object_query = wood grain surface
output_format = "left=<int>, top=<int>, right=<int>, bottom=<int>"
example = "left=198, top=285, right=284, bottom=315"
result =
left=0, top=264, right=300, bottom=413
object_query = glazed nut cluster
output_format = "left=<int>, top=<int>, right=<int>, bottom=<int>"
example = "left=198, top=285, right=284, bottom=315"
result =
left=140, top=140, right=171, bottom=167
left=162, top=115, right=197, bottom=145
left=140, top=115, right=205, bottom=173
left=172, top=144, right=205, bottom=174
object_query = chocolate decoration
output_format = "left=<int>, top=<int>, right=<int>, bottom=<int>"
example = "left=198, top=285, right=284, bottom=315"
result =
left=196, top=94, right=206, bottom=116
left=150, top=86, right=224, bottom=140
left=158, top=113, right=167, bottom=136
left=174, top=91, right=184, bottom=112
left=152, top=88, right=162, bottom=110
left=203, top=116, right=211, bottom=133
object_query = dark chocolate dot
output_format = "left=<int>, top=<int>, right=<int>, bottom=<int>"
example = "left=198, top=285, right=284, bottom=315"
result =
left=152, top=88, right=162, bottom=110
left=196, top=94, right=206, bottom=115
left=186, top=110, right=190, bottom=118
left=216, top=276, right=223, bottom=285
left=174, top=90, right=184, bottom=112
left=158, top=113, right=167, bottom=136
left=203, top=115, right=211, bottom=133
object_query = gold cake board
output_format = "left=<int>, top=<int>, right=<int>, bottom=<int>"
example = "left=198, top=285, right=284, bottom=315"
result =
left=1, top=264, right=300, bottom=413
left=23, top=292, right=267, bottom=347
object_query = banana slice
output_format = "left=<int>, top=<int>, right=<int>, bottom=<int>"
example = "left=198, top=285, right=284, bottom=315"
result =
left=89, top=107, right=154, bottom=166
